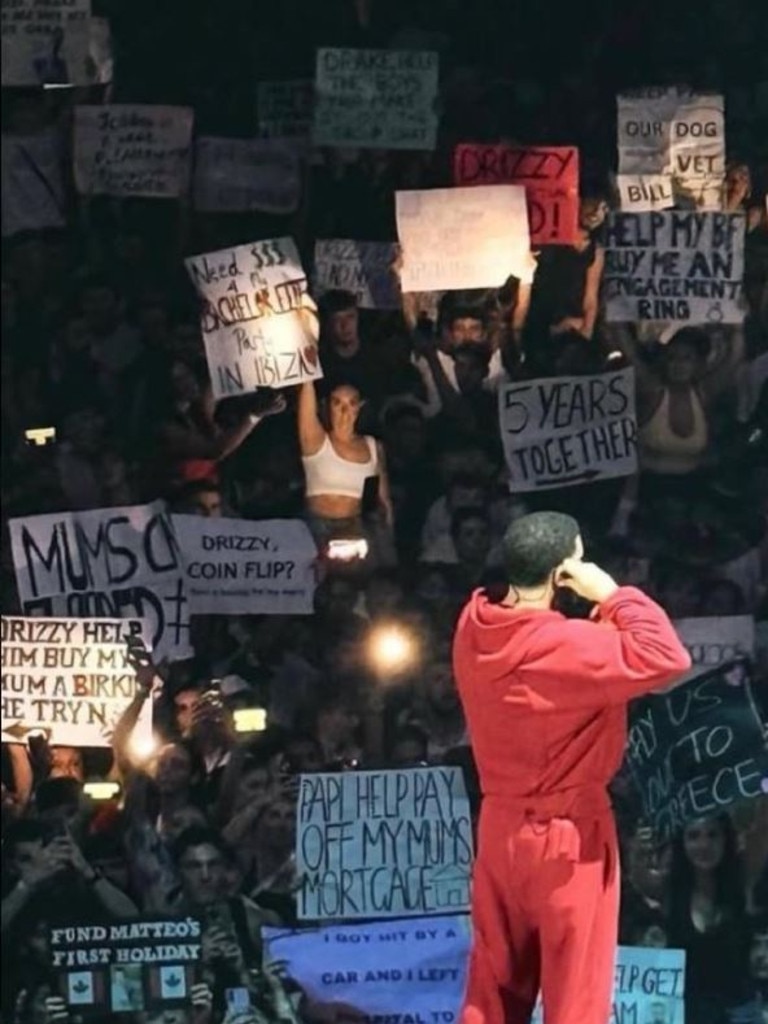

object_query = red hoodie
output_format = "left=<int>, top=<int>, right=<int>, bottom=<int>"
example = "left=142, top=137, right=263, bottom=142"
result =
left=453, top=586, right=691, bottom=807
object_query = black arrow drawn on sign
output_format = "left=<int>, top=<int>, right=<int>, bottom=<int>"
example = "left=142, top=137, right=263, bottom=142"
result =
left=534, top=470, right=602, bottom=488
left=4, top=723, right=52, bottom=742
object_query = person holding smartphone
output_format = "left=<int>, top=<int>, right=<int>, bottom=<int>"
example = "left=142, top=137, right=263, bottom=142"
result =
left=453, top=511, right=691, bottom=1024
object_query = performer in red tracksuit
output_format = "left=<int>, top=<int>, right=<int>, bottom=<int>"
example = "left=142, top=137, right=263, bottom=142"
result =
left=453, top=511, right=691, bottom=1024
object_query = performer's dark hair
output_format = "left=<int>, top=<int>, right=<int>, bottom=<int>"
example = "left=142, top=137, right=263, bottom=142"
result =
left=501, top=512, right=580, bottom=588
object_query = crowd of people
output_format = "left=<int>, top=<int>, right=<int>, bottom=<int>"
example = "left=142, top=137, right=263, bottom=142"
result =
left=2, top=1, right=768, bottom=1022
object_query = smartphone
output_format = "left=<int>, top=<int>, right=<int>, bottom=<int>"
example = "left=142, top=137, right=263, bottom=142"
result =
left=225, top=988, right=251, bottom=1013
left=233, top=708, right=267, bottom=733
left=327, top=538, right=368, bottom=561
left=83, top=780, right=122, bottom=802
left=25, top=426, right=57, bottom=446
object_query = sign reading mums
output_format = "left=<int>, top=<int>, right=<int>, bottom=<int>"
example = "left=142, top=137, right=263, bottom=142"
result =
left=624, top=660, right=768, bottom=840
left=1, top=616, right=151, bottom=748
left=296, top=767, right=473, bottom=921
left=50, top=919, right=202, bottom=1015
left=74, top=105, right=193, bottom=199
left=1, top=0, right=90, bottom=87
left=313, top=48, right=439, bottom=150
left=499, top=370, right=637, bottom=491
left=604, top=211, right=745, bottom=323
left=185, top=238, right=321, bottom=400
left=313, top=240, right=400, bottom=310
left=8, top=502, right=190, bottom=662
left=173, top=515, right=317, bottom=615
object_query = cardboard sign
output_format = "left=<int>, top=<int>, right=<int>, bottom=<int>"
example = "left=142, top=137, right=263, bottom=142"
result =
left=8, top=503, right=191, bottom=662
left=296, top=767, right=474, bottom=920
left=184, top=238, right=321, bottom=400
left=453, top=145, right=579, bottom=245
left=624, top=659, right=768, bottom=840
left=532, top=947, right=686, bottom=1024
left=257, top=79, right=313, bottom=141
left=396, top=185, right=530, bottom=292
left=193, top=137, right=301, bottom=215
left=1, top=616, right=151, bottom=749
left=616, top=174, right=675, bottom=213
left=313, top=240, right=400, bottom=309
left=498, top=369, right=637, bottom=491
left=313, top=48, right=439, bottom=150
left=173, top=515, right=317, bottom=615
left=675, top=616, right=755, bottom=677
left=1, top=129, right=66, bottom=238
left=50, top=919, right=202, bottom=1015
left=604, top=211, right=745, bottom=323
left=265, top=916, right=471, bottom=1018
left=73, top=105, right=194, bottom=198
left=2, top=0, right=90, bottom=86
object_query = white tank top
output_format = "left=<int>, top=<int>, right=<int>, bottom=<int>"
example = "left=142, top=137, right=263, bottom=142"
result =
left=302, top=435, right=378, bottom=499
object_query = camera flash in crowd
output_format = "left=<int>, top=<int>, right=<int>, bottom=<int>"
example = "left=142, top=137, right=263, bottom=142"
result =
left=233, top=707, right=268, bottom=734
left=127, top=731, right=158, bottom=764
left=83, top=780, right=122, bottom=802
left=368, top=623, right=418, bottom=676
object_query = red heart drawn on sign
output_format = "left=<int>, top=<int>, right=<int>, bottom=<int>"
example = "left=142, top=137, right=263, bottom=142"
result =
left=303, top=345, right=319, bottom=368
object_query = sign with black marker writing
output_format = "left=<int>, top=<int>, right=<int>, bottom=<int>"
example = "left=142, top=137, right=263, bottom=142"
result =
left=172, top=515, right=317, bottom=615
left=624, top=659, right=768, bottom=841
left=453, top=144, right=579, bottom=245
left=313, top=48, right=439, bottom=150
left=2, top=0, right=90, bottom=86
left=616, top=174, right=674, bottom=213
left=396, top=185, right=531, bottom=292
left=184, top=238, right=321, bottom=400
left=604, top=211, right=745, bottom=323
left=675, top=616, right=755, bottom=677
left=296, top=767, right=474, bottom=920
left=193, top=137, right=301, bottom=215
left=498, top=369, right=637, bottom=491
left=313, top=240, right=400, bottom=310
left=1, top=616, right=151, bottom=748
left=8, top=503, right=190, bottom=662
left=257, top=80, right=313, bottom=142
left=50, top=918, right=202, bottom=1016
left=74, top=105, right=194, bottom=198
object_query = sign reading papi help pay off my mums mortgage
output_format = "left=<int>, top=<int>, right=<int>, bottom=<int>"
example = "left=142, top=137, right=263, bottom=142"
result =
left=185, top=238, right=322, bottom=401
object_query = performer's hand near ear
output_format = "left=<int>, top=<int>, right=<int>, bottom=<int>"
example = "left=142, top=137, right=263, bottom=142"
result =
left=556, top=558, right=619, bottom=604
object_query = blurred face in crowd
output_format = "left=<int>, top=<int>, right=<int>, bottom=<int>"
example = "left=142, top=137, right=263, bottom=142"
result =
left=81, top=284, right=121, bottom=335
left=171, top=360, right=201, bottom=405
left=328, top=385, right=363, bottom=438
left=285, top=737, right=325, bottom=775
left=750, top=928, right=768, bottom=981
left=191, top=487, right=223, bottom=517
left=326, top=305, right=359, bottom=353
left=579, top=198, right=608, bottom=232
left=416, top=567, right=454, bottom=617
left=163, top=807, right=207, bottom=842
left=454, top=348, right=489, bottom=395
left=627, top=828, right=670, bottom=902
left=682, top=817, right=726, bottom=873
left=50, top=746, right=85, bottom=782
left=153, top=743, right=192, bottom=796
left=454, top=514, right=491, bottom=566
left=444, top=316, right=484, bottom=350
left=423, top=661, right=461, bottom=716
left=10, top=836, right=45, bottom=881
left=63, top=409, right=106, bottom=457
left=174, top=688, right=201, bottom=738
left=259, top=797, right=296, bottom=852
left=317, top=700, right=360, bottom=748
left=636, top=923, right=668, bottom=949
left=232, top=765, right=272, bottom=815
left=663, top=339, right=702, bottom=386
left=179, top=842, right=227, bottom=907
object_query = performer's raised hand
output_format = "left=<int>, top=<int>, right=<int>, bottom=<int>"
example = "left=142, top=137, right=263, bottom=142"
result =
left=556, top=558, right=619, bottom=604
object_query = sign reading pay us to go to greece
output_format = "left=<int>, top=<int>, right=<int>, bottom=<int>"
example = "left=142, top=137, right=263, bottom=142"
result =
left=498, top=369, right=637, bottom=491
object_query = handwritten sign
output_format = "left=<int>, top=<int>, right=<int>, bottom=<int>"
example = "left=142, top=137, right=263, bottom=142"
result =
left=453, top=145, right=579, bottom=245
left=499, top=369, right=637, bottom=491
left=1, top=129, right=66, bottom=238
left=532, top=947, right=686, bottom=1024
left=313, top=240, right=399, bottom=310
left=74, top=105, right=193, bottom=199
left=257, top=80, right=313, bottom=142
left=624, top=659, right=768, bottom=840
left=2, top=0, right=90, bottom=86
left=173, top=515, right=317, bottom=615
left=184, top=238, right=321, bottom=400
left=296, top=767, right=473, bottom=921
left=313, top=48, right=439, bottom=150
left=50, top=919, right=202, bottom=1014
left=265, top=916, right=470, bottom=1018
left=193, top=137, right=300, bottom=215
left=675, top=616, right=755, bottom=677
left=1, top=616, right=151, bottom=749
left=8, top=503, right=190, bottom=662
left=617, top=174, right=674, bottom=213
left=396, top=185, right=530, bottom=292
left=604, top=211, right=745, bottom=323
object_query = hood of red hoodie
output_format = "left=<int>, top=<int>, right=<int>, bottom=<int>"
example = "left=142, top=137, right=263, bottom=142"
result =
left=456, top=589, right=565, bottom=676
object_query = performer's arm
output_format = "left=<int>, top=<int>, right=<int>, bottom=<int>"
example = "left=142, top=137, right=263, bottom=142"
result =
left=513, top=587, right=691, bottom=710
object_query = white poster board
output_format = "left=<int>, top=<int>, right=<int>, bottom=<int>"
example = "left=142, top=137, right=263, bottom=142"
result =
left=257, top=80, right=313, bottom=142
left=675, top=616, right=755, bottom=679
left=313, top=48, right=439, bottom=150
left=313, top=240, right=400, bottom=309
left=396, top=185, right=530, bottom=292
left=173, top=515, right=317, bottom=615
left=2, top=0, right=90, bottom=86
left=296, top=767, right=473, bottom=920
left=193, top=137, right=301, bottom=215
left=73, top=105, right=194, bottom=198
left=1, top=616, right=152, bottom=748
left=9, top=502, right=190, bottom=662
left=499, top=369, right=637, bottom=491
left=1, top=129, right=66, bottom=237
left=184, top=238, right=321, bottom=401
left=604, top=211, right=745, bottom=323
left=616, top=174, right=674, bottom=213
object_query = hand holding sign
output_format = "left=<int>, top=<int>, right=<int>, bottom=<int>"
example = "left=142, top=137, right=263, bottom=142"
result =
left=126, top=635, right=155, bottom=695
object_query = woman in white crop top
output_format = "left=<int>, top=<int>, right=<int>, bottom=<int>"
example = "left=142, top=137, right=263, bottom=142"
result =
left=298, top=380, right=393, bottom=546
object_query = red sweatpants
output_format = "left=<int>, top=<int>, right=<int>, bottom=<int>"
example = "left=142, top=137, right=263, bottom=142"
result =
left=461, top=802, right=620, bottom=1024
